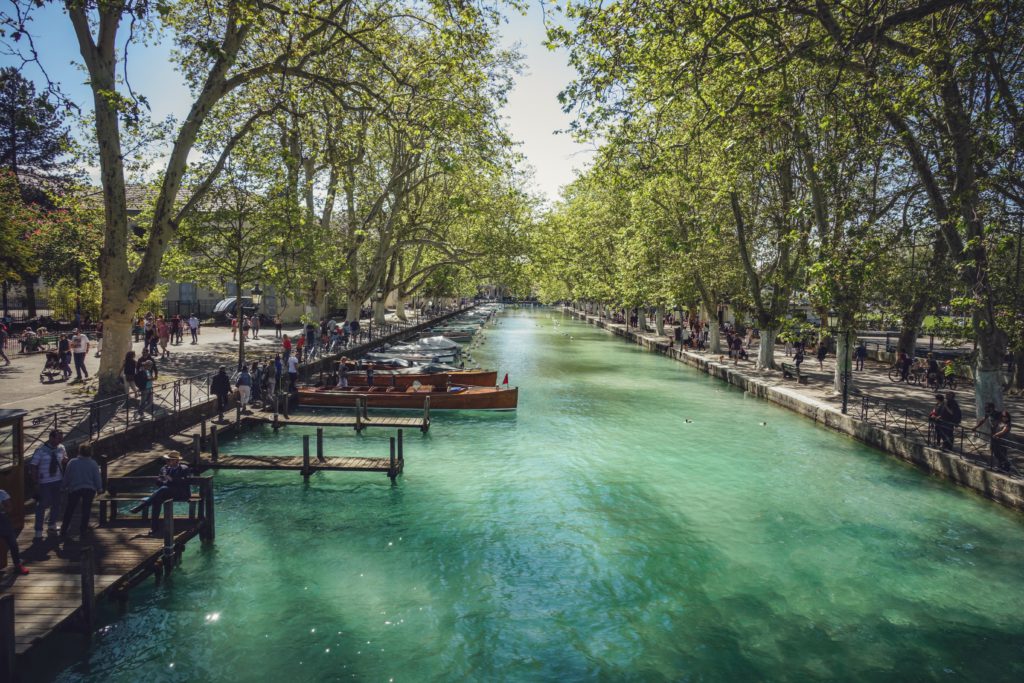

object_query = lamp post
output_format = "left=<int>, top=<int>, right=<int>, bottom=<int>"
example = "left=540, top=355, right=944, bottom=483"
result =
left=827, top=310, right=851, bottom=414
left=251, top=284, right=263, bottom=312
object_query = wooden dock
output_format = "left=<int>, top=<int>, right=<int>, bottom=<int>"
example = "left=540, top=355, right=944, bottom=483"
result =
left=2, top=513, right=205, bottom=656
left=205, top=429, right=406, bottom=481
left=251, top=399, right=430, bottom=433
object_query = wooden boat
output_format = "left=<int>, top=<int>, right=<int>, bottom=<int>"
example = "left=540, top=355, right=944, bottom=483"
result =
left=298, top=384, right=518, bottom=411
left=339, top=368, right=497, bottom=388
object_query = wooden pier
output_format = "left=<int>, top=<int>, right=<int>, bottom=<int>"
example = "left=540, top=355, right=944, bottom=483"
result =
left=256, top=405, right=432, bottom=432
left=254, top=398, right=431, bottom=433
left=204, top=430, right=406, bottom=481
left=2, top=479, right=212, bottom=659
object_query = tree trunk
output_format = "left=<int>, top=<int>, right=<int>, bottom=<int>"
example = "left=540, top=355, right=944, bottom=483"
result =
left=23, top=277, right=36, bottom=317
left=373, top=298, right=386, bottom=325
left=637, top=307, right=647, bottom=333
left=1012, top=349, right=1024, bottom=394
left=709, top=322, right=721, bottom=354
left=833, top=330, right=853, bottom=394
left=346, top=294, right=362, bottom=323
left=655, top=305, right=665, bottom=336
left=974, top=323, right=1008, bottom=414
left=96, top=308, right=132, bottom=395
left=896, top=301, right=927, bottom=358
left=757, top=328, right=777, bottom=370
left=395, top=294, right=408, bottom=322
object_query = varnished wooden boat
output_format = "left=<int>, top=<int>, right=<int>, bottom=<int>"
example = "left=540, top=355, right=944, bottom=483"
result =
left=298, top=384, right=518, bottom=410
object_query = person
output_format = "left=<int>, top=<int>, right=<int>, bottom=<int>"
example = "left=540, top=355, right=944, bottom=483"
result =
left=135, top=360, right=154, bottom=417
left=0, top=488, right=29, bottom=575
left=341, top=320, right=351, bottom=347
left=157, top=317, right=170, bottom=358
left=897, top=350, right=912, bottom=382
left=71, top=328, right=90, bottom=382
left=366, top=365, right=375, bottom=387
left=273, top=354, right=283, bottom=393
left=943, top=360, right=956, bottom=386
left=0, top=323, right=9, bottom=366
left=29, top=429, right=66, bottom=540
left=336, top=363, right=349, bottom=388
left=973, top=403, right=1011, bottom=472
left=130, top=453, right=190, bottom=536
left=211, top=366, right=232, bottom=420
left=242, top=315, right=251, bottom=341
left=282, top=334, right=292, bottom=360
left=794, top=346, right=804, bottom=374
left=946, top=391, right=962, bottom=442
left=287, top=353, right=299, bottom=392
left=816, top=342, right=827, bottom=370
left=121, top=350, right=138, bottom=397
left=274, top=313, right=283, bottom=338
left=296, top=333, right=305, bottom=362
left=252, top=314, right=260, bottom=340
left=854, top=342, right=867, bottom=371
left=929, top=393, right=954, bottom=449
left=57, top=332, right=72, bottom=379
left=188, top=313, right=200, bottom=344
left=926, top=353, right=940, bottom=387
left=94, top=320, right=103, bottom=357
left=236, top=364, right=252, bottom=412
left=60, top=448, right=103, bottom=539
left=231, top=314, right=238, bottom=341
left=250, top=361, right=263, bottom=404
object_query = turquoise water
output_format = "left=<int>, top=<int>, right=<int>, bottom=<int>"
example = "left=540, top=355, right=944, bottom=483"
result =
left=31, top=309, right=1024, bottom=681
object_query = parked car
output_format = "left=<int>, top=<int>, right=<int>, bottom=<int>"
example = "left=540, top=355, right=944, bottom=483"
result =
left=212, top=297, right=253, bottom=323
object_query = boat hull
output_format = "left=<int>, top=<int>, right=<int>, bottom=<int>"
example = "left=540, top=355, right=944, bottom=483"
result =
left=344, top=370, right=497, bottom=388
left=298, top=385, right=518, bottom=410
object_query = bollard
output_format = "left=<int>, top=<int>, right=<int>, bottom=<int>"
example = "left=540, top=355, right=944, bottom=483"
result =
left=0, top=594, right=13, bottom=681
left=389, top=436, right=397, bottom=482
left=191, top=434, right=201, bottom=468
left=355, top=398, right=363, bottom=432
left=316, top=427, right=325, bottom=462
left=80, top=545, right=96, bottom=635
left=397, top=429, right=404, bottom=463
left=302, top=435, right=311, bottom=481
left=163, top=500, right=175, bottom=572
left=422, top=395, right=431, bottom=432
left=200, top=419, right=207, bottom=446
left=210, top=425, right=219, bottom=462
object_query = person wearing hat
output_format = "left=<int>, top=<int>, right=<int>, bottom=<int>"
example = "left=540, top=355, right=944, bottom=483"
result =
left=211, top=366, right=232, bottom=420
left=130, top=452, right=191, bottom=536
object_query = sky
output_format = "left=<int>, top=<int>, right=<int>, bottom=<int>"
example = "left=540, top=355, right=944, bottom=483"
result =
left=1, top=1, right=592, bottom=204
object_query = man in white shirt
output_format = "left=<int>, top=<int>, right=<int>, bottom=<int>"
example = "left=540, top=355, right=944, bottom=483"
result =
left=29, top=430, right=67, bottom=539
left=188, top=314, right=200, bottom=344
left=71, top=329, right=90, bottom=382
left=287, top=354, right=299, bottom=392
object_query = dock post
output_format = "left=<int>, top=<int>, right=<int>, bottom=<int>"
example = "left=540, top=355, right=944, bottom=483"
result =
left=80, top=545, right=96, bottom=636
left=355, top=398, right=363, bottom=433
left=236, top=402, right=242, bottom=427
left=100, top=455, right=109, bottom=492
left=163, top=500, right=175, bottom=572
left=1, top=594, right=14, bottom=681
left=397, top=429, right=404, bottom=471
left=273, top=391, right=280, bottom=429
left=302, top=435, right=311, bottom=481
left=283, top=392, right=290, bottom=419
left=191, top=434, right=201, bottom=468
left=210, top=425, right=219, bottom=462
left=316, top=427, right=325, bottom=462
left=389, top=436, right=397, bottom=482
left=201, top=419, right=207, bottom=447
left=422, top=396, right=431, bottom=432
left=199, top=479, right=216, bottom=543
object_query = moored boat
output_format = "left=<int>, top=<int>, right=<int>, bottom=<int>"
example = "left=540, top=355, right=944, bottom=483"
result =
left=339, top=366, right=498, bottom=388
left=298, top=384, right=518, bottom=410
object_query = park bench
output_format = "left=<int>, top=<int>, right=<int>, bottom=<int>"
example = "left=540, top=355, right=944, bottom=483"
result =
left=781, top=362, right=808, bottom=384
left=97, top=475, right=208, bottom=525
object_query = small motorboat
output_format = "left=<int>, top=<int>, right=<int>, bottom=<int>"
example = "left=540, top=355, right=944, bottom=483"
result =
left=337, top=362, right=497, bottom=388
left=298, top=384, right=518, bottom=411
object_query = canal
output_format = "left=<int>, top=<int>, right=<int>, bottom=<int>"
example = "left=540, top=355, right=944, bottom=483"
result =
left=32, top=308, right=1024, bottom=681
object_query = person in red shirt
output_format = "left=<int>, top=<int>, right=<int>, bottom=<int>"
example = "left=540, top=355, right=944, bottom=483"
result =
left=282, top=334, right=292, bottom=360
left=296, top=334, right=306, bottom=362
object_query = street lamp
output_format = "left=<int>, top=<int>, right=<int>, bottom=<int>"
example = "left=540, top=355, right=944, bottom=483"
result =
left=251, top=284, right=263, bottom=310
left=827, top=310, right=851, bottom=415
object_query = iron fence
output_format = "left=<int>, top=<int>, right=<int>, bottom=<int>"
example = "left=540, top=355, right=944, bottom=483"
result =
left=856, top=393, right=1023, bottom=472
left=22, top=373, right=213, bottom=454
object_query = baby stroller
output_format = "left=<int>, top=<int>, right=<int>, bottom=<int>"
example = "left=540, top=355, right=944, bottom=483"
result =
left=40, top=350, right=69, bottom=383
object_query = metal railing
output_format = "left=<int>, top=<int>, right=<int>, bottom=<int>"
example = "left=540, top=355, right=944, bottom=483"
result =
left=23, top=373, right=213, bottom=454
left=857, top=393, right=1023, bottom=472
